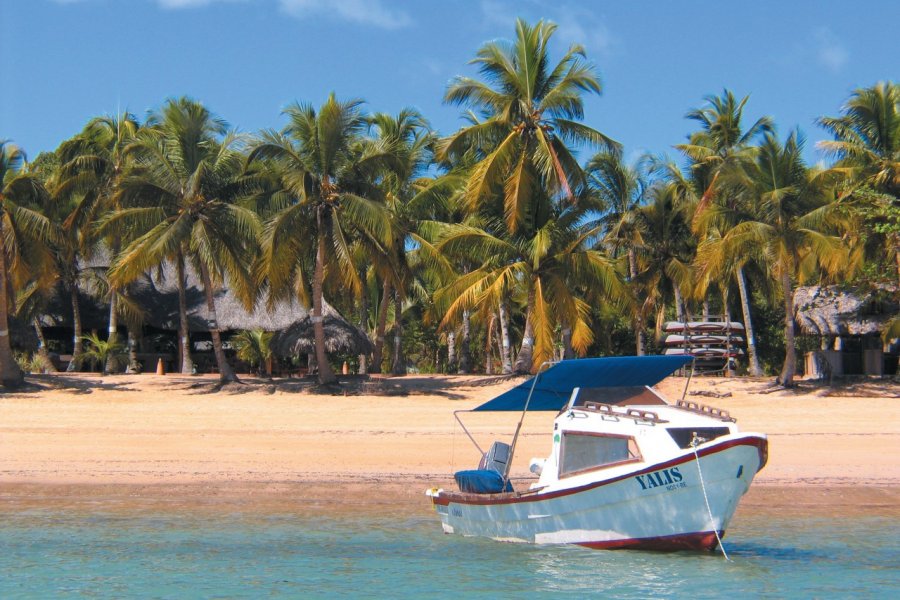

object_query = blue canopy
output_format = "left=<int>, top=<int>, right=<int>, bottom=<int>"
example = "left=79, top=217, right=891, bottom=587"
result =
left=473, top=355, right=693, bottom=412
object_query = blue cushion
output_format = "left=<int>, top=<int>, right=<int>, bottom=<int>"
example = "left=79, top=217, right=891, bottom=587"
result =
left=454, top=469, right=514, bottom=494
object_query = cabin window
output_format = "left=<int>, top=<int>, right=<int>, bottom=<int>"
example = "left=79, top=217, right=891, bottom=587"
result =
left=665, top=427, right=731, bottom=449
left=559, top=432, right=640, bottom=477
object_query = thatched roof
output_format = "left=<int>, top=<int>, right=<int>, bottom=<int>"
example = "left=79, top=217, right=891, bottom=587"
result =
left=39, top=259, right=371, bottom=353
left=794, top=285, right=898, bottom=337
left=270, top=315, right=374, bottom=357
left=127, top=263, right=315, bottom=333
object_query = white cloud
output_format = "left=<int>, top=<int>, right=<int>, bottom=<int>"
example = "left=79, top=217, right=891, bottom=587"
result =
left=813, top=27, right=848, bottom=72
left=479, top=1, right=615, bottom=56
left=50, top=0, right=411, bottom=28
left=278, top=0, right=412, bottom=30
left=553, top=6, right=613, bottom=56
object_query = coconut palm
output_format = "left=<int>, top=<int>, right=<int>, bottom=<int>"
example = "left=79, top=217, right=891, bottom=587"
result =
left=110, top=98, right=260, bottom=383
left=677, top=90, right=773, bottom=375
left=818, top=81, right=900, bottom=285
left=586, top=151, right=649, bottom=354
left=58, top=113, right=141, bottom=372
left=439, top=18, right=619, bottom=234
left=249, top=94, right=394, bottom=385
left=367, top=109, right=434, bottom=375
left=632, top=183, right=695, bottom=336
left=712, top=131, right=849, bottom=386
left=429, top=200, right=624, bottom=372
left=0, top=141, right=54, bottom=386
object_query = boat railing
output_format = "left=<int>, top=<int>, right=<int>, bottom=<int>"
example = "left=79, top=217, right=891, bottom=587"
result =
left=580, top=402, right=666, bottom=424
left=674, top=400, right=736, bottom=422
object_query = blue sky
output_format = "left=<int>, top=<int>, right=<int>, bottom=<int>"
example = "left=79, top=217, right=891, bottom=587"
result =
left=2, top=0, right=897, bottom=165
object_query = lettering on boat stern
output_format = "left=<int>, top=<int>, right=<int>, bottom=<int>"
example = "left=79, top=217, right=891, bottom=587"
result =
left=635, top=467, right=686, bottom=492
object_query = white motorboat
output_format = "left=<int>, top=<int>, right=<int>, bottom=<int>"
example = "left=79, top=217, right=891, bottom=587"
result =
left=427, top=356, right=767, bottom=551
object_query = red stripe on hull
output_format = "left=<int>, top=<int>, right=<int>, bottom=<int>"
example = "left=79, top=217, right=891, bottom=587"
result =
left=577, top=530, right=722, bottom=552
left=433, top=435, right=766, bottom=507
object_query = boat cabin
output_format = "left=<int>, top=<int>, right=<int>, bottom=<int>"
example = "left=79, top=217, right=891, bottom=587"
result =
left=530, top=386, right=739, bottom=491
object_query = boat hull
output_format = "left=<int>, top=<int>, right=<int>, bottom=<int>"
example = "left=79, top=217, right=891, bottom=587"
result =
left=431, top=435, right=766, bottom=551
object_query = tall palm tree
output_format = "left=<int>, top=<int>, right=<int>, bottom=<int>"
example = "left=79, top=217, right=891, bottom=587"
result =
left=429, top=202, right=624, bottom=372
left=367, top=109, right=433, bottom=375
left=0, top=141, right=54, bottom=386
left=632, top=183, right=695, bottom=336
left=249, top=94, right=394, bottom=385
left=677, top=90, right=773, bottom=375
left=439, top=18, right=619, bottom=234
left=58, top=112, right=141, bottom=373
left=110, top=98, right=259, bottom=383
left=586, top=151, right=648, bottom=354
left=818, top=81, right=900, bottom=285
left=713, top=131, right=849, bottom=386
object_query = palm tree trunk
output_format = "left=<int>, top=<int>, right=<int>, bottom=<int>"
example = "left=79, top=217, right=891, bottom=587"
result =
left=513, top=282, right=536, bottom=374
left=66, top=284, right=83, bottom=372
left=458, top=310, right=472, bottom=374
left=561, top=319, right=575, bottom=360
left=446, top=330, right=456, bottom=373
left=736, top=265, right=763, bottom=376
left=485, top=312, right=495, bottom=375
left=313, top=208, right=336, bottom=385
left=673, top=283, right=686, bottom=323
left=126, top=327, right=140, bottom=374
left=175, top=254, right=194, bottom=374
left=778, top=268, right=797, bottom=386
left=628, top=248, right=644, bottom=356
left=104, top=289, right=119, bottom=375
left=0, top=249, right=24, bottom=387
left=498, top=299, right=513, bottom=374
left=105, top=236, right=122, bottom=375
left=370, top=278, right=391, bottom=374
left=391, top=290, right=405, bottom=375
left=33, top=317, right=57, bottom=373
left=198, top=263, right=238, bottom=384
left=357, top=272, right=368, bottom=375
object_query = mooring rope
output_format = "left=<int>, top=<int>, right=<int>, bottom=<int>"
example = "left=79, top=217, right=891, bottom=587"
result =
left=691, top=434, right=731, bottom=561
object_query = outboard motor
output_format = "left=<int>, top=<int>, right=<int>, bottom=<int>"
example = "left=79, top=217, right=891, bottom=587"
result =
left=454, top=441, right=514, bottom=494
left=479, top=441, right=511, bottom=475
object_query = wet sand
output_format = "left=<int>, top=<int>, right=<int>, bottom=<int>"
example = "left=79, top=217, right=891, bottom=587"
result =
left=1, top=372, right=898, bottom=516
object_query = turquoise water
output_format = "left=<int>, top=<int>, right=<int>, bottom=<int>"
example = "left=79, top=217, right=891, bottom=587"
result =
left=1, top=509, right=897, bottom=598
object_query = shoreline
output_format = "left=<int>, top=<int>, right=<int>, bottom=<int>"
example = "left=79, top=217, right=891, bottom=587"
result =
left=2, top=481, right=898, bottom=518
left=1, top=372, right=898, bottom=517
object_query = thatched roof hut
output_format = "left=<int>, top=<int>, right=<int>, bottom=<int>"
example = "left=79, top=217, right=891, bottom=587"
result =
left=39, top=259, right=371, bottom=354
left=270, top=315, right=374, bottom=357
left=793, top=285, right=898, bottom=337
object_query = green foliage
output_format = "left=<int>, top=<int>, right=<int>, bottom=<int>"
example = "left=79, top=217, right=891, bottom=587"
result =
left=80, top=333, right=126, bottom=374
left=230, top=329, right=273, bottom=374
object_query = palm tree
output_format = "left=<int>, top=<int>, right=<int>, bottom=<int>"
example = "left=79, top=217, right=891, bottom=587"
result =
left=632, top=183, right=695, bottom=336
left=29, top=147, right=104, bottom=372
left=368, top=109, right=434, bottom=375
left=231, top=329, right=274, bottom=376
left=58, top=113, right=141, bottom=373
left=249, top=94, right=394, bottom=385
left=429, top=201, right=624, bottom=372
left=110, top=98, right=259, bottom=383
left=586, top=151, right=648, bottom=354
left=439, top=18, right=620, bottom=234
left=0, top=141, right=54, bottom=386
left=676, top=90, right=773, bottom=375
left=713, top=131, right=849, bottom=386
left=818, top=81, right=900, bottom=285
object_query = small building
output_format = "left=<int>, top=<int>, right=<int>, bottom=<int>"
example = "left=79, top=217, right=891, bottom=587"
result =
left=794, top=285, right=899, bottom=377
left=36, top=261, right=370, bottom=374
